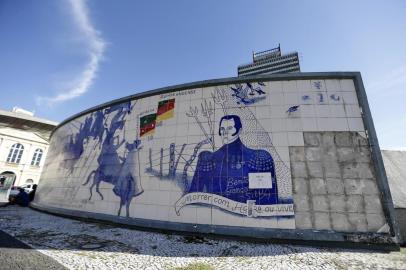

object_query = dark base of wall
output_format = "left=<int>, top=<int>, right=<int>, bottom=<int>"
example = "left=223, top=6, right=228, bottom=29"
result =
left=30, top=203, right=400, bottom=251
left=395, top=208, right=406, bottom=245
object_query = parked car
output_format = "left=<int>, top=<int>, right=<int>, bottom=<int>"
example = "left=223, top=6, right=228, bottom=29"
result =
left=8, top=186, right=21, bottom=199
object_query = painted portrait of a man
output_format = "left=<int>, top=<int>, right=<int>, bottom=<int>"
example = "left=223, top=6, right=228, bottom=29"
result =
left=188, top=115, right=278, bottom=205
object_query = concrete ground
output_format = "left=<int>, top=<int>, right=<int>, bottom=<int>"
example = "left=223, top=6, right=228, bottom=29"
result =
left=0, top=206, right=405, bottom=270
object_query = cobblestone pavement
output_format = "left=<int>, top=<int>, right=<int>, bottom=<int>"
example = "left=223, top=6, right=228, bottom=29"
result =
left=0, top=206, right=405, bottom=270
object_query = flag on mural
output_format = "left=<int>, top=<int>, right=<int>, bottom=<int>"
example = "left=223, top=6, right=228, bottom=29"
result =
left=140, top=113, right=157, bottom=137
left=156, top=99, right=175, bottom=122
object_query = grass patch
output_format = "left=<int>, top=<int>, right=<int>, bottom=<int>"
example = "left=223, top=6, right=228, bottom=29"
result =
left=171, top=262, right=214, bottom=270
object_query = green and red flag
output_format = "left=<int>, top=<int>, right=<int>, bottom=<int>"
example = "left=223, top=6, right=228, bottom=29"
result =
left=156, top=98, right=175, bottom=122
left=140, top=113, right=157, bottom=137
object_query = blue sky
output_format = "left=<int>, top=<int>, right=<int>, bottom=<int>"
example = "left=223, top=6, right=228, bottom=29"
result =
left=0, top=0, right=405, bottom=150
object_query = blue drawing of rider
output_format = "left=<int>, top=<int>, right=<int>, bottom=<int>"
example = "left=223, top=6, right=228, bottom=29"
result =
left=188, top=115, right=278, bottom=205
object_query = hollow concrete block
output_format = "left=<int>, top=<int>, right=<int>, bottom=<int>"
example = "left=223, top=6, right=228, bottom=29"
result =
left=291, top=162, right=308, bottom=178
left=310, top=178, right=327, bottom=195
left=314, top=212, right=331, bottom=230
left=328, top=195, right=346, bottom=212
left=326, top=178, right=344, bottom=195
left=293, top=194, right=311, bottom=211
left=307, top=161, right=323, bottom=178
left=293, top=177, right=308, bottom=194
left=331, top=213, right=350, bottom=232
left=303, top=132, right=321, bottom=146
left=312, top=195, right=329, bottom=211
left=346, top=195, right=364, bottom=213
left=295, top=212, right=313, bottom=229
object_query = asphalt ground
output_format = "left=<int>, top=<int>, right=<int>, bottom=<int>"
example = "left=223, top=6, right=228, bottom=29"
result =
left=0, top=221, right=67, bottom=270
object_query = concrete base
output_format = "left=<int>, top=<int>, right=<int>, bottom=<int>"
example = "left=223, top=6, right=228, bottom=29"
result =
left=395, top=208, right=406, bottom=245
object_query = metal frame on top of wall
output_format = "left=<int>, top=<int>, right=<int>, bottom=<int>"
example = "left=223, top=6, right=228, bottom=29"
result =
left=34, top=72, right=400, bottom=249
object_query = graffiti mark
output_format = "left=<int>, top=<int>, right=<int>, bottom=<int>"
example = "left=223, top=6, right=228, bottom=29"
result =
left=286, top=105, right=300, bottom=114
left=330, top=94, right=340, bottom=101
left=313, top=81, right=322, bottom=90
left=317, top=93, right=324, bottom=103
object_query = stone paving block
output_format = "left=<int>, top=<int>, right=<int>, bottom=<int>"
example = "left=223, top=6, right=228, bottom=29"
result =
left=293, top=178, right=308, bottom=194
left=291, top=162, right=308, bottom=178
left=331, top=213, right=350, bottom=232
left=305, top=147, right=322, bottom=161
left=289, top=147, right=305, bottom=162
left=307, top=161, right=324, bottom=178
left=326, top=178, right=344, bottom=194
left=323, top=160, right=341, bottom=178
left=364, top=195, right=383, bottom=214
left=360, top=179, right=379, bottom=195
left=295, top=212, right=313, bottom=229
left=310, top=178, right=326, bottom=194
left=346, top=195, right=364, bottom=213
left=344, top=178, right=363, bottom=195
left=328, top=195, right=346, bottom=212
left=366, top=213, right=386, bottom=232
left=293, top=194, right=311, bottom=211
left=312, top=195, right=329, bottom=211
left=314, top=212, right=331, bottom=230
left=303, top=132, right=321, bottom=146
left=348, top=213, right=368, bottom=232
left=334, top=132, right=353, bottom=147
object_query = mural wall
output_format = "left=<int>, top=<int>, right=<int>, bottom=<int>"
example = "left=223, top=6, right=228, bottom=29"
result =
left=35, top=77, right=392, bottom=238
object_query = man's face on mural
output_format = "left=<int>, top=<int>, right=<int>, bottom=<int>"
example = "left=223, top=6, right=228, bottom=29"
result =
left=219, top=118, right=240, bottom=144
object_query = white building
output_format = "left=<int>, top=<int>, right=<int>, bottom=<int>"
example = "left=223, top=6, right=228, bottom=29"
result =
left=0, top=108, right=57, bottom=191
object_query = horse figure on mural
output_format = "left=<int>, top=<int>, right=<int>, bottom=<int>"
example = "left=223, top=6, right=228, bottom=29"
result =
left=82, top=102, right=143, bottom=217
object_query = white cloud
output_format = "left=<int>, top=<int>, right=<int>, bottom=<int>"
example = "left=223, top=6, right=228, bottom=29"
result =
left=38, top=0, right=106, bottom=106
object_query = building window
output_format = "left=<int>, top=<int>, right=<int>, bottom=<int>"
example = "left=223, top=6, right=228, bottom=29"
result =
left=7, top=143, right=24, bottom=164
left=31, top=149, right=43, bottom=166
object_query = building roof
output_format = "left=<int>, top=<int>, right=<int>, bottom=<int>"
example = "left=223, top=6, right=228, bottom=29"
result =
left=0, top=127, right=49, bottom=144
left=0, top=109, right=58, bottom=140
left=382, top=150, right=406, bottom=208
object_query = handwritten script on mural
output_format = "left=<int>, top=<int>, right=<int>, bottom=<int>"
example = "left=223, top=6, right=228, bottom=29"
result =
left=175, top=192, right=294, bottom=217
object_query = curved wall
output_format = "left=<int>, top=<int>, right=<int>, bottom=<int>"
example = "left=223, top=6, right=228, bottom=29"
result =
left=33, top=73, right=400, bottom=247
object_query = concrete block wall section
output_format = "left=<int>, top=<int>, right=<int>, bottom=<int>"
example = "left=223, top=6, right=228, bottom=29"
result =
left=291, top=131, right=386, bottom=233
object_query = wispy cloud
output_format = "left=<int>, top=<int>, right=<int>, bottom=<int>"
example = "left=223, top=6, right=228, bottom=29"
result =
left=38, top=0, right=106, bottom=106
left=367, top=65, right=406, bottom=93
